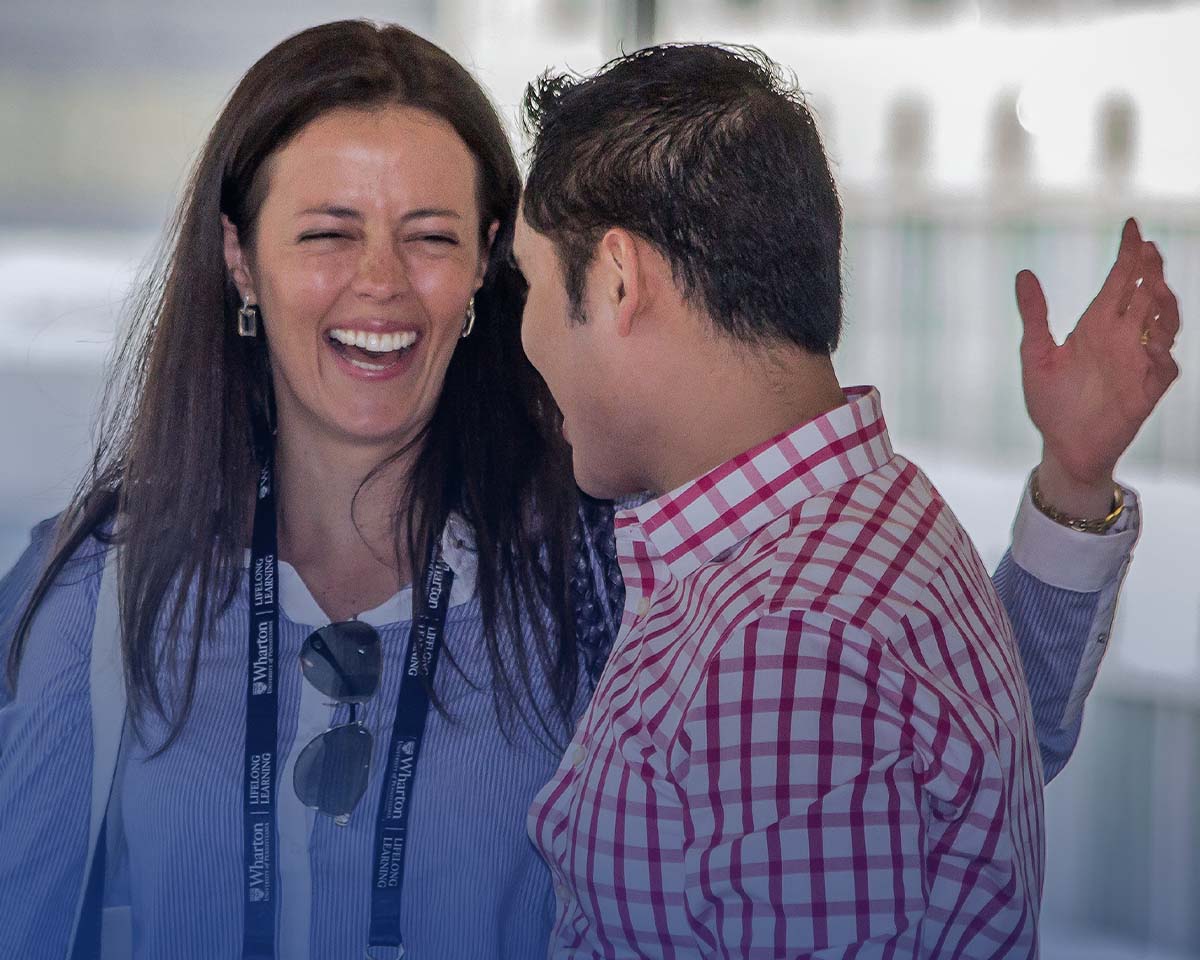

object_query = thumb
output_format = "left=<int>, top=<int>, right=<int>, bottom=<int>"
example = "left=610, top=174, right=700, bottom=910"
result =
left=1015, top=269, right=1053, bottom=366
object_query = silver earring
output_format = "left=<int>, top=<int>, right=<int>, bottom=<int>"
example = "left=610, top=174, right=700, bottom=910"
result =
left=461, top=297, right=476, bottom=339
left=237, top=297, right=260, bottom=338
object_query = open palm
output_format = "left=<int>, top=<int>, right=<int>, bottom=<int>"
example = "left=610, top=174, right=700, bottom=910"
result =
left=1019, top=218, right=1181, bottom=493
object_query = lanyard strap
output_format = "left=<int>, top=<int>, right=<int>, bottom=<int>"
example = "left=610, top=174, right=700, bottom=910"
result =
left=368, top=548, right=453, bottom=951
left=244, top=460, right=280, bottom=959
left=242, top=456, right=454, bottom=958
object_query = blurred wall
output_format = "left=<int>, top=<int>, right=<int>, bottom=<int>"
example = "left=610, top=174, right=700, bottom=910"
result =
left=1, top=2, right=1197, bottom=957
left=0, top=1, right=436, bottom=227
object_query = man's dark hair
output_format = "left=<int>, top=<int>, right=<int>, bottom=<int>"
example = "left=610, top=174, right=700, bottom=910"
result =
left=521, top=43, right=843, bottom=353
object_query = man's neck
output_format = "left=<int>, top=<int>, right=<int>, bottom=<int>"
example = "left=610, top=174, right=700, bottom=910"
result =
left=643, top=344, right=846, bottom=497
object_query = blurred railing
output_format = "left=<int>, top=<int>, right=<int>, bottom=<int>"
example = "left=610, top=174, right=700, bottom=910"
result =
left=834, top=186, right=1200, bottom=957
left=838, top=193, right=1200, bottom=473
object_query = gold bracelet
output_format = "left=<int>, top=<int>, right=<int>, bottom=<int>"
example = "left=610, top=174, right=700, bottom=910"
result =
left=1029, top=468, right=1125, bottom=534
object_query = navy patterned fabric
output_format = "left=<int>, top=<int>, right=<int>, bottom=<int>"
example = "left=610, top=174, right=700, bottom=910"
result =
left=569, top=496, right=627, bottom=687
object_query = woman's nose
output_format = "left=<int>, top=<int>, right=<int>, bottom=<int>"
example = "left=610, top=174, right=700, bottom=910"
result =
left=353, top=242, right=410, bottom=301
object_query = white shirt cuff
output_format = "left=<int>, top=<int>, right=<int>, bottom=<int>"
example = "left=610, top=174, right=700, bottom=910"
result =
left=1010, top=481, right=1141, bottom=593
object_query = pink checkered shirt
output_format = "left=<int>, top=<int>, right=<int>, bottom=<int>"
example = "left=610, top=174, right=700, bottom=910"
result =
left=530, top=387, right=1045, bottom=958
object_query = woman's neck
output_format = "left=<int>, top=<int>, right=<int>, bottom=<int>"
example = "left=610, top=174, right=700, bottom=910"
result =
left=271, top=425, right=420, bottom=622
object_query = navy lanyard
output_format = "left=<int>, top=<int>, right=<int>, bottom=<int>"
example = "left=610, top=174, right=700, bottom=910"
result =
left=243, top=456, right=454, bottom=958
left=243, top=460, right=279, bottom=959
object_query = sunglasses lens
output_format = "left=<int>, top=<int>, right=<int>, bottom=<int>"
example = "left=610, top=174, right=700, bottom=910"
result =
left=300, top=621, right=381, bottom=702
left=293, top=724, right=374, bottom=817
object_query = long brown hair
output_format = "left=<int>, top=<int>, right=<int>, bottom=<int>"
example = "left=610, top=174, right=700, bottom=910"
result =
left=10, top=21, right=581, bottom=749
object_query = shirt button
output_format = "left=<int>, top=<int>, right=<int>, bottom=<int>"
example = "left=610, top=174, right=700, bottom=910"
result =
left=571, top=744, right=586, bottom=767
left=637, top=596, right=650, bottom=616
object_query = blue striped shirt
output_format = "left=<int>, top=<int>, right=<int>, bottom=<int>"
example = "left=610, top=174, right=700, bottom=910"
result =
left=0, top=516, right=575, bottom=960
left=0, top=489, right=1136, bottom=958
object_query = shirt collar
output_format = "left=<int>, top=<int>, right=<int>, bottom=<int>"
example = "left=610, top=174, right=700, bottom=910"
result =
left=250, top=511, right=479, bottom=628
left=615, top=386, right=893, bottom=581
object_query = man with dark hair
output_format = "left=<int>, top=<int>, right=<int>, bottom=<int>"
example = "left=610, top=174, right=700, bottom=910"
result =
left=514, top=43, right=1179, bottom=956
left=521, top=45, right=843, bottom=353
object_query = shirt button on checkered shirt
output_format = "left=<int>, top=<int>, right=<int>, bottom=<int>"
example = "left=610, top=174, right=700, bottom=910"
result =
left=529, top=386, right=1045, bottom=958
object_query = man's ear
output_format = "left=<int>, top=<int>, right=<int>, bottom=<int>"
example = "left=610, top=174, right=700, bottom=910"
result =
left=595, top=227, right=644, bottom=338
left=475, top=219, right=500, bottom=290
left=221, top=214, right=256, bottom=301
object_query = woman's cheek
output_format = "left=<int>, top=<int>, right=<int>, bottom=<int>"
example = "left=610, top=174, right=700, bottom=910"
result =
left=296, top=256, right=356, bottom=304
left=404, top=257, right=469, bottom=305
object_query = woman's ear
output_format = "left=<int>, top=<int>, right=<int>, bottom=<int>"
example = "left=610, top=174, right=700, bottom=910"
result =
left=221, top=214, right=256, bottom=301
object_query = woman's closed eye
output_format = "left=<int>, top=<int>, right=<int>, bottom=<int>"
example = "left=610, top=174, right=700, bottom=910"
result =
left=298, top=231, right=350, bottom=242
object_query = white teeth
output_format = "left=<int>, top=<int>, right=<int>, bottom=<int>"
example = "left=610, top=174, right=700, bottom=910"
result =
left=329, top=329, right=419, bottom=353
left=348, top=357, right=389, bottom=372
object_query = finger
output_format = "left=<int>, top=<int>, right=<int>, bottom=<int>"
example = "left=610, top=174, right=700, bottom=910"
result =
left=1114, top=264, right=1142, bottom=315
left=1096, top=218, right=1142, bottom=309
left=1119, top=216, right=1143, bottom=253
left=1116, top=237, right=1157, bottom=306
left=1141, top=292, right=1180, bottom=399
left=1149, top=278, right=1181, bottom=342
left=1015, top=269, right=1054, bottom=365
left=1143, top=246, right=1182, bottom=342
left=1119, top=238, right=1165, bottom=317
left=1145, top=349, right=1181, bottom=403
left=1143, top=238, right=1164, bottom=273
left=1124, top=280, right=1156, bottom=333
left=1138, top=241, right=1163, bottom=287
left=1144, top=336, right=1175, bottom=364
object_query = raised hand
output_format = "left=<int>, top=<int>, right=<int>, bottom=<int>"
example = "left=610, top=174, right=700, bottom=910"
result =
left=1017, top=217, right=1181, bottom=518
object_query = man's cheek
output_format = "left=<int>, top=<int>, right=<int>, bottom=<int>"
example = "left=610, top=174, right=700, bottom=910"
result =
left=539, top=331, right=569, bottom=389
left=519, top=315, right=544, bottom=374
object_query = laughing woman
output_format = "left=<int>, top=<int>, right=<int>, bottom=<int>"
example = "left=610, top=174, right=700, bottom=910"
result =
left=1, top=25, right=587, bottom=960
left=0, top=20, right=1173, bottom=960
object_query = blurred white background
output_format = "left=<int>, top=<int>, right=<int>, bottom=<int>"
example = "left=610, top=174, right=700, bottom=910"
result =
left=1, top=1, right=1197, bottom=956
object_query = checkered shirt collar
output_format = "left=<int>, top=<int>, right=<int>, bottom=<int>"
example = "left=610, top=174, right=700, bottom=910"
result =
left=616, top=386, right=894, bottom=581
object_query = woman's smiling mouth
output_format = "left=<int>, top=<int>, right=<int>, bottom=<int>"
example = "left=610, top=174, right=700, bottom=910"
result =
left=326, top=327, right=420, bottom=375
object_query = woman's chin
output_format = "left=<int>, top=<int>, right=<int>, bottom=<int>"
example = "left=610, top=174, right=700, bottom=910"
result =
left=307, top=409, right=428, bottom=452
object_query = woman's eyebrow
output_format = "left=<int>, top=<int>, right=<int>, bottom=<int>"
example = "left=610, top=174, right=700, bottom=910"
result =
left=402, top=208, right=464, bottom=221
left=297, top=205, right=362, bottom=219
left=295, top=206, right=464, bottom=221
